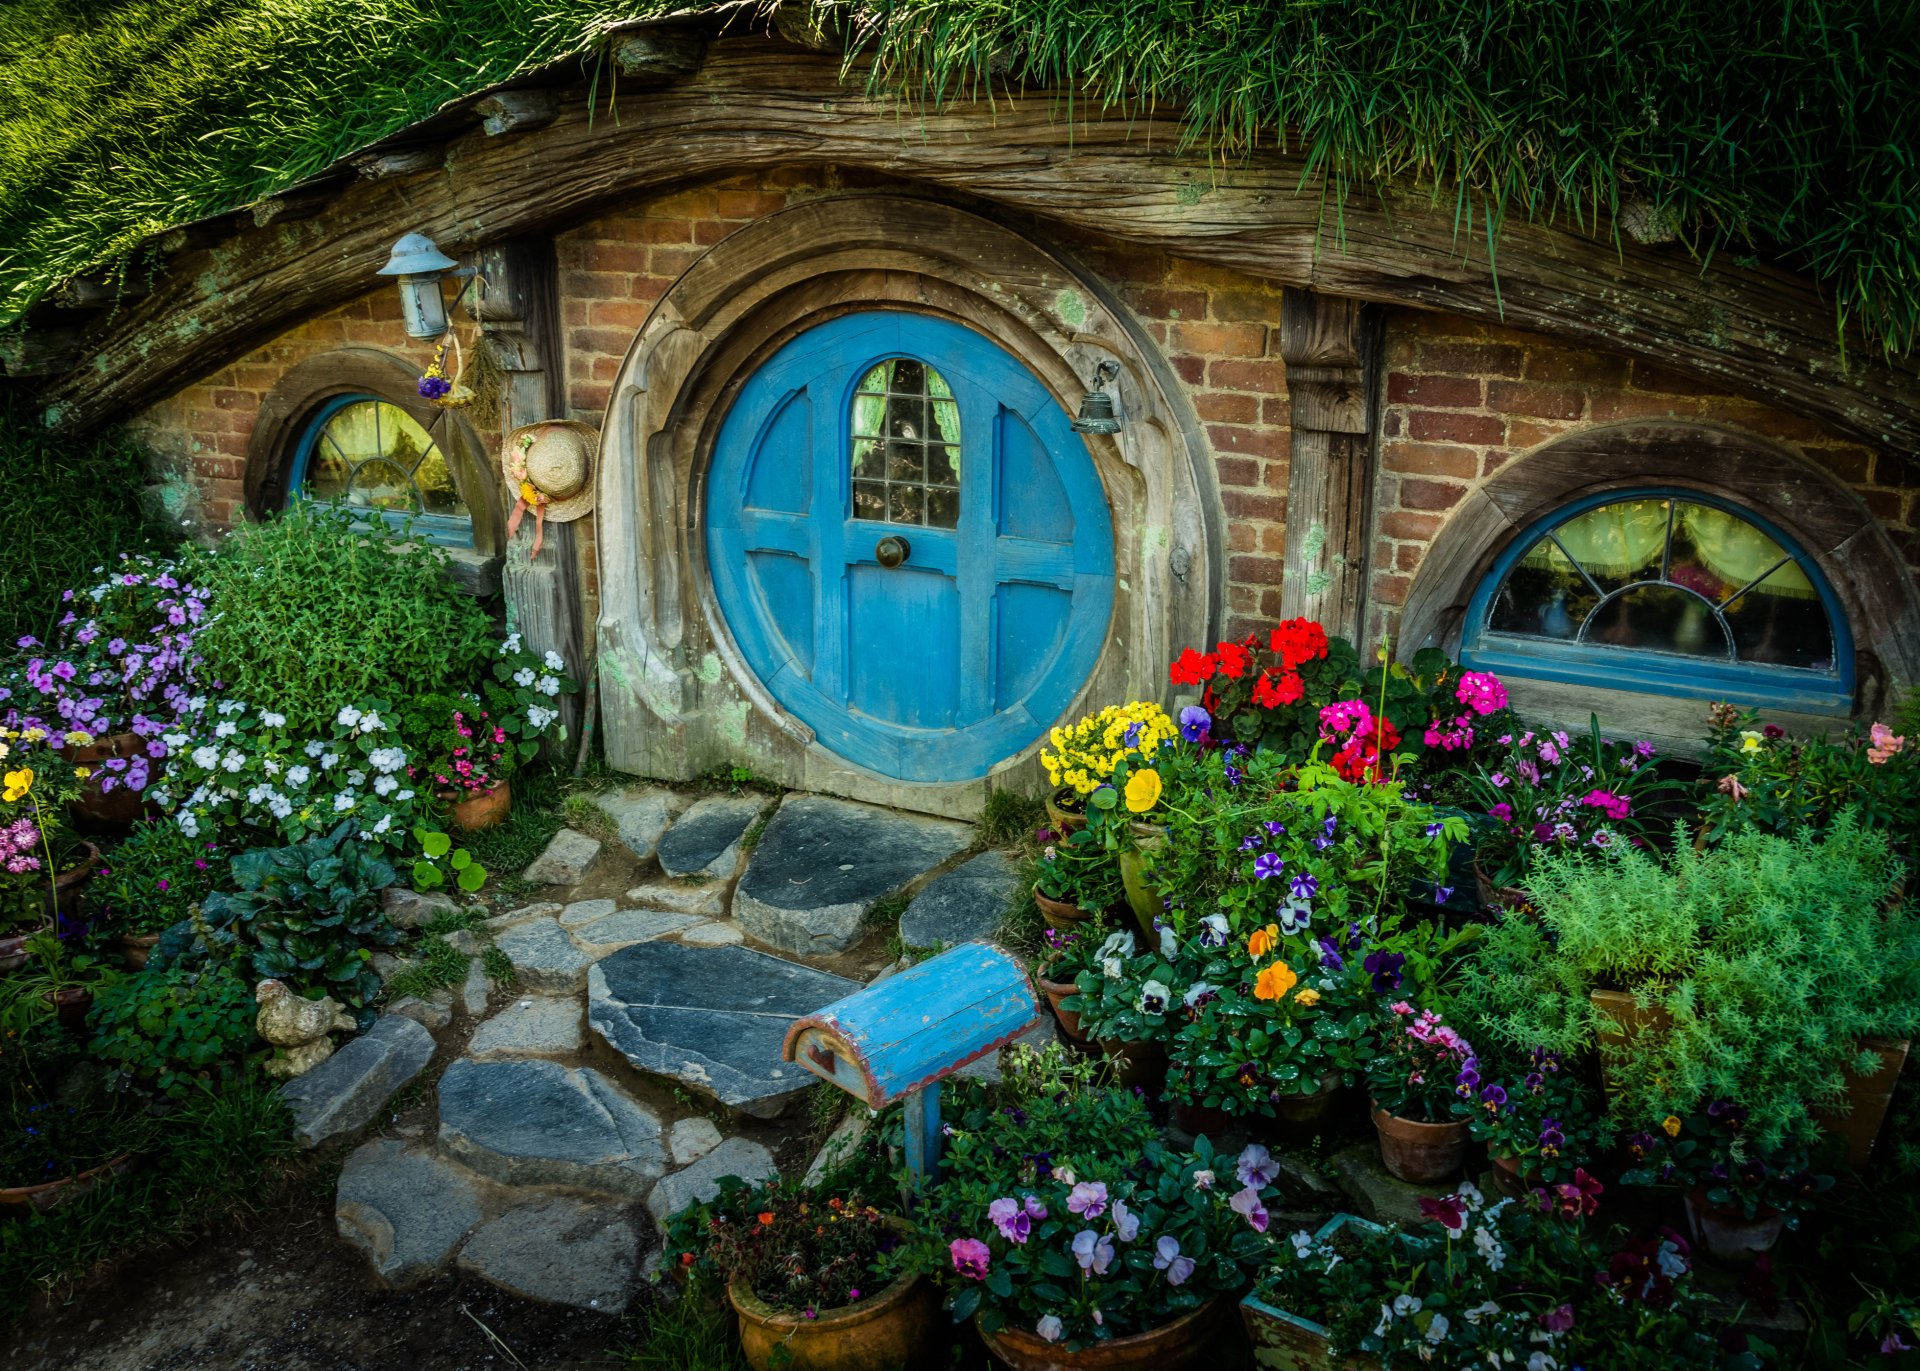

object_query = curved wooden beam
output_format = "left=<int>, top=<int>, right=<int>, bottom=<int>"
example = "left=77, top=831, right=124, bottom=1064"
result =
left=28, top=40, right=1920, bottom=453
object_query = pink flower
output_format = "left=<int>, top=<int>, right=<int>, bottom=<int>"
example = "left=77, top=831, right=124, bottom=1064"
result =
left=1229, top=1185, right=1269, bottom=1232
left=1489, top=802, right=1512, bottom=821
left=1869, top=722, right=1906, bottom=765
left=1455, top=670, right=1509, bottom=716
left=1716, top=774, right=1748, bottom=802
left=1066, top=1181, right=1109, bottom=1218
left=1579, top=789, right=1631, bottom=821
left=949, top=1238, right=991, bottom=1280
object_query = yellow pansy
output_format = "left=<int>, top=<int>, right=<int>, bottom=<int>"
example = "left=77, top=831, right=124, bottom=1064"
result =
left=1247, top=923, right=1280, bottom=959
left=2, top=768, right=34, bottom=803
left=1124, top=768, right=1162, bottom=813
left=1294, top=987, right=1321, bottom=1007
left=1661, top=1114, right=1683, bottom=1137
left=1253, top=961, right=1299, bottom=1002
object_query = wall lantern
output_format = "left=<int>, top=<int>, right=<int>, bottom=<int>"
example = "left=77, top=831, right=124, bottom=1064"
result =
left=376, top=232, right=461, bottom=340
left=1070, top=359, right=1125, bottom=435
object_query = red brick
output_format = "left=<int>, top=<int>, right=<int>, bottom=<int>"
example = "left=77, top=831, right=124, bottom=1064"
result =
left=1396, top=543, right=1424, bottom=572
left=1227, top=522, right=1259, bottom=552
left=1372, top=574, right=1412, bottom=606
left=1208, top=424, right=1287, bottom=459
left=1260, top=525, right=1288, bottom=554
left=1172, top=321, right=1267, bottom=358
left=1229, top=554, right=1287, bottom=586
left=1381, top=442, right=1479, bottom=480
left=563, top=299, right=589, bottom=327
left=1588, top=392, right=1705, bottom=422
left=569, top=327, right=636, bottom=357
left=1260, top=396, right=1291, bottom=425
left=1861, top=489, right=1908, bottom=524
left=1379, top=510, right=1442, bottom=541
left=714, top=189, right=786, bottom=220
left=569, top=384, right=611, bottom=414
left=1407, top=410, right=1505, bottom=446
left=1481, top=450, right=1512, bottom=477
left=1144, top=321, right=1169, bottom=346
left=1134, top=287, right=1207, bottom=319
left=587, top=298, right=656, bottom=329
left=638, top=218, right=694, bottom=244
left=693, top=220, right=734, bottom=246
left=1412, top=341, right=1525, bottom=378
left=1387, top=373, right=1482, bottom=408
left=584, top=243, right=648, bottom=274
left=1215, top=456, right=1261, bottom=487
left=1486, top=381, right=1584, bottom=420
left=647, top=246, right=704, bottom=278
left=1208, top=359, right=1285, bottom=393
left=209, top=387, right=253, bottom=411
left=1207, top=290, right=1281, bottom=324
left=1806, top=444, right=1874, bottom=486
left=1504, top=419, right=1571, bottom=451
left=1524, top=349, right=1627, bottom=387
left=1725, top=407, right=1827, bottom=443
left=1171, top=355, right=1206, bottom=385
left=1399, top=478, right=1467, bottom=512
left=1194, top=391, right=1259, bottom=424
left=191, top=455, right=245, bottom=482
left=1222, top=490, right=1287, bottom=523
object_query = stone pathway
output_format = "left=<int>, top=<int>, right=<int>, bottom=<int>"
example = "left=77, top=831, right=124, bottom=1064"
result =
left=301, top=783, right=1030, bottom=1312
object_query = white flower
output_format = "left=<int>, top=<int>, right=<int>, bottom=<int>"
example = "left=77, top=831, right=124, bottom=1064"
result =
left=1191, top=1169, right=1214, bottom=1190
left=526, top=704, right=556, bottom=731
left=246, top=784, right=270, bottom=804
left=221, top=750, right=245, bottom=773
left=1528, top=1356, right=1558, bottom=1371
left=1182, top=981, right=1215, bottom=1008
left=372, top=814, right=392, bottom=834
left=538, top=675, right=560, bottom=697
left=177, top=813, right=200, bottom=837
left=163, top=732, right=190, bottom=750
left=1463, top=1300, right=1501, bottom=1325
left=287, top=765, right=311, bottom=787
left=1457, top=1180, right=1485, bottom=1211
left=261, top=711, right=286, bottom=728
left=217, top=699, right=245, bottom=716
left=1392, top=1294, right=1423, bottom=1318
left=1101, top=956, right=1125, bottom=979
left=369, top=747, right=406, bottom=774
left=1424, top=1313, right=1450, bottom=1344
left=190, top=745, right=220, bottom=769
left=513, top=668, right=536, bottom=688
left=500, top=632, right=522, bottom=655
left=321, top=752, right=341, bottom=770
left=333, top=792, right=356, bottom=813
left=396, top=789, right=414, bottom=801
left=263, top=758, right=281, bottom=776
left=1474, top=1227, right=1505, bottom=1270
left=359, top=711, right=384, bottom=732
left=1035, top=1315, right=1064, bottom=1344
left=268, top=795, right=293, bottom=819
left=543, top=650, right=565, bottom=671
left=1135, top=979, right=1171, bottom=1014
left=1373, top=1306, right=1393, bottom=1338
left=305, top=740, right=326, bottom=758
left=346, top=769, right=367, bottom=788
left=1290, top=1231, right=1314, bottom=1258
left=374, top=775, right=398, bottom=797
left=336, top=706, right=362, bottom=727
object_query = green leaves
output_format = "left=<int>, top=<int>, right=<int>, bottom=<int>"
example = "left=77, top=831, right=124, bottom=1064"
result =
left=410, top=826, right=488, bottom=894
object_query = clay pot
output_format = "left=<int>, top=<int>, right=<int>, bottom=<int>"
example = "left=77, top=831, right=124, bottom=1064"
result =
left=1170, top=1098, right=1236, bottom=1141
left=1044, top=793, right=1088, bottom=836
left=69, top=734, right=156, bottom=827
left=42, top=986, right=92, bottom=1033
left=729, top=1268, right=937, bottom=1371
left=0, top=1153, right=139, bottom=1214
left=444, top=779, right=511, bottom=832
left=1096, top=1037, right=1168, bottom=1098
left=1487, top=1151, right=1527, bottom=1199
left=1372, top=1104, right=1469, bottom=1184
left=1589, top=988, right=1674, bottom=1096
left=1683, top=1188, right=1784, bottom=1266
left=1470, top=856, right=1531, bottom=914
left=113, top=931, right=162, bottom=970
left=48, top=841, right=101, bottom=916
left=1811, top=1036, right=1910, bottom=1172
left=1258, top=1074, right=1342, bottom=1144
left=0, top=922, right=49, bottom=972
left=978, top=1297, right=1221, bottom=1370
left=1034, top=887, right=1093, bottom=931
left=1037, top=975, right=1089, bottom=1044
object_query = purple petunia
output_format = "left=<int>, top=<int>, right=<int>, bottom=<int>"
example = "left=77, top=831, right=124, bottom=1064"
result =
left=1253, top=851, right=1284, bottom=880
left=1289, top=872, right=1318, bottom=902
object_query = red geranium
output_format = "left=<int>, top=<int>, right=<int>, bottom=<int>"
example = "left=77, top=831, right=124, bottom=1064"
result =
left=1214, top=640, right=1253, bottom=680
left=1169, top=648, right=1217, bottom=686
left=1269, top=618, right=1329, bottom=670
left=1251, top=669, right=1305, bottom=710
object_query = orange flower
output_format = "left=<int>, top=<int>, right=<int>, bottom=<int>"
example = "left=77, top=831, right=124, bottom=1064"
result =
left=1253, top=961, right=1299, bottom=1002
left=1247, top=923, right=1280, bottom=959
left=757, top=1211, right=776, bottom=1226
left=1294, top=987, right=1321, bottom=1008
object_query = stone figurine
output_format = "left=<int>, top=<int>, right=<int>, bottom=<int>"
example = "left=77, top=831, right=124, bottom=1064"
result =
left=255, top=978, right=356, bottom=1079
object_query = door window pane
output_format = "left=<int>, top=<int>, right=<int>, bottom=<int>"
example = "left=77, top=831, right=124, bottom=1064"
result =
left=849, top=359, right=961, bottom=528
left=303, top=399, right=472, bottom=533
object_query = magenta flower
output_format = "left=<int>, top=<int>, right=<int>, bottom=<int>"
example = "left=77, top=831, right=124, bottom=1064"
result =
left=1417, top=1195, right=1466, bottom=1235
left=1066, top=1180, right=1109, bottom=1219
left=1540, top=1303, right=1576, bottom=1333
left=1229, top=1185, right=1269, bottom=1233
left=987, top=1197, right=1031, bottom=1244
left=1022, top=1195, right=1048, bottom=1221
left=948, top=1238, right=991, bottom=1280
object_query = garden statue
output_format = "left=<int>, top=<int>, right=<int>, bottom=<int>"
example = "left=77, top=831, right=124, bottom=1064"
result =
left=254, top=978, right=356, bottom=1079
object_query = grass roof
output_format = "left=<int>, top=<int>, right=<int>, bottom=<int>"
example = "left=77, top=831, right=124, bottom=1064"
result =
left=1, top=0, right=1915, bottom=360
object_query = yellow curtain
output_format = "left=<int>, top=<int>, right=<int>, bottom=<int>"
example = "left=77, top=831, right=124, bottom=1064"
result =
left=1521, top=499, right=1669, bottom=578
left=1680, top=504, right=1816, bottom=599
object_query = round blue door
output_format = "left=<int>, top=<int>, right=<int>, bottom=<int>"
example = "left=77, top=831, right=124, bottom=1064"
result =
left=707, top=312, right=1115, bottom=782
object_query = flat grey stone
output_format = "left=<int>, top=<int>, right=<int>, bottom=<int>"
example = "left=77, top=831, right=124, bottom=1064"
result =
left=627, top=879, right=727, bottom=918
left=955, top=1013, right=1057, bottom=1086
left=647, top=1138, right=778, bottom=1225
left=657, top=795, right=769, bottom=880
left=462, top=956, right=490, bottom=1016
left=588, top=941, right=858, bottom=1116
left=372, top=951, right=411, bottom=983
left=387, top=994, right=452, bottom=1031
left=469, top=996, right=584, bottom=1058
left=591, top=787, right=686, bottom=864
left=280, top=1015, right=435, bottom=1149
left=1327, top=1143, right=1456, bottom=1227
left=523, top=829, right=602, bottom=886
left=458, top=1195, right=641, bottom=1312
left=733, top=795, right=973, bottom=955
left=678, top=921, right=743, bottom=947
left=898, top=850, right=1021, bottom=950
left=570, top=909, right=701, bottom=953
left=383, top=888, right=460, bottom=931
left=442, top=928, right=482, bottom=957
left=668, top=1117, right=723, bottom=1165
left=497, top=917, right=594, bottom=994
left=558, top=897, right=619, bottom=928
left=488, top=901, right=563, bottom=934
left=803, top=1111, right=871, bottom=1186
left=438, top=1058, right=668, bottom=1198
left=335, top=1139, right=483, bottom=1287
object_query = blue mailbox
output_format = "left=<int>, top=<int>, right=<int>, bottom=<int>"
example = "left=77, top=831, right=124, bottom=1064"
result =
left=782, top=942, right=1040, bottom=1183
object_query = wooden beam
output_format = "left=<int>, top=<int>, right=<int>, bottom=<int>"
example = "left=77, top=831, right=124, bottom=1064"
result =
left=1276, top=290, right=1381, bottom=639
left=30, top=42, right=1919, bottom=453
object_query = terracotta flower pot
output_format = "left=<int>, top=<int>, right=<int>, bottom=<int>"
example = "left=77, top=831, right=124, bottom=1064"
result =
left=0, top=921, right=49, bottom=972
left=1470, top=856, right=1531, bottom=915
left=0, top=1152, right=140, bottom=1214
left=1487, top=1150, right=1527, bottom=1199
left=1589, top=987, right=1673, bottom=1096
left=1371, top=1104, right=1469, bottom=1184
left=69, top=733, right=156, bottom=827
left=444, top=779, right=511, bottom=832
left=1034, top=887, right=1093, bottom=931
left=47, top=840, right=101, bottom=916
left=1811, top=1036, right=1910, bottom=1172
left=1256, top=1074, right=1343, bottom=1146
left=729, top=1268, right=937, bottom=1371
left=1037, top=975, right=1089, bottom=1044
left=1044, top=793, right=1088, bottom=836
left=1170, top=1098, right=1236, bottom=1141
left=113, top=931, right=162, bottom=970
left=1683, top=1187, right=1784, bottom=1266
left=1096, top=1037, right=1168, bottom=1098
left=978, top=1297, right=1221, bottom=1370
left=42, top=986, right=92, bottom=1033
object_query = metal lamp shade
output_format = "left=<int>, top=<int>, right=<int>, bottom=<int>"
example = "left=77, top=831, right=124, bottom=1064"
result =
left=377, top=233, right=458, bottom=340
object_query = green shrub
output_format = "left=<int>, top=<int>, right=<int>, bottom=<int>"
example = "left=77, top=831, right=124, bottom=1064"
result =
left=88, top=961, right=259, bottom=1098
left=93, top=820, right=227, bottom=935
left=184, top=502, right=494, bottom=732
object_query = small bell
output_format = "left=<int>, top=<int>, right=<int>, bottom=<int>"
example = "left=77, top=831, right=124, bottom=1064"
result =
left=1070, top=360, right=1124, bottom=435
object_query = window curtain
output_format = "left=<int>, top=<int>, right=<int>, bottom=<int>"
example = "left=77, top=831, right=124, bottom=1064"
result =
left=1679, top=505, right=1816, bottom=599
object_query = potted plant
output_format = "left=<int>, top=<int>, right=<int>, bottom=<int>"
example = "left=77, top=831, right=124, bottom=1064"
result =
left=1068, top=928, right=1178, bottom=1096
left=1033, top=923, right=1100, bottom=1043
left=87, top=958, right=260, bottom=1098
left=0, top=1087, right=153, bottom=1213
left=0, top=928, right=117, bottom=1033
left=1453, top=1047, right=1612, bottom=1197
left=402, top=692, right=517, bottom=831
left=92, top=820, right=225, bottom=967
left=1033, top=826, right=1122, bottom=929
left=1038, top=701, right=1180, bottom=836
left=1365, top=1003, right=1475, bottom=1184
left=668, top=1171, right=933, bottom=1371
left=0, top=752, right=93, bottom=968
left=917, top=1049, right=1278, bottom=1369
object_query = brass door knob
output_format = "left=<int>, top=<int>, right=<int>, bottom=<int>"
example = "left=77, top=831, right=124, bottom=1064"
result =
left=875, top=535, right=911, bottom=568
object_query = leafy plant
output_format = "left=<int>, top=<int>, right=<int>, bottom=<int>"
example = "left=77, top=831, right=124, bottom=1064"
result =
left=381, top=935, right=469, bottom=1002
left=1365, top=1002, right=1475, bottom=1122
left=1621, top=1102, right=1834, bottom=1221
left=1031, top=825, right=1121, bottom=913
left=198, top=821, right=400, bottom=1008
left=410, top=826, right=486, bottom=893
left=87, top=961, right=259, bottom=1098
left=1, top=1090, right=155, bottom=1188
left=93, top=820, right=225, bottom=935
left=0, top=929, right=117, bottom=1039
left=1452, top=1046, right=1613, bottom=1186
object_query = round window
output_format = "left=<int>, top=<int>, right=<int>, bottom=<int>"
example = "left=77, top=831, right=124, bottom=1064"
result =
left=293, top=397, right=472, bottom=543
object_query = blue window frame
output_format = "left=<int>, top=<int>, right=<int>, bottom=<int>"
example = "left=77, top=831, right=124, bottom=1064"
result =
left=1460, top=488, right=1853, bottom=713
left=288, top=395, right=473, bottom=547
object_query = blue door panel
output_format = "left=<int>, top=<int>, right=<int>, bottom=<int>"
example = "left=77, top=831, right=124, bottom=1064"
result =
left=707, top=310, right=1114, bottom=783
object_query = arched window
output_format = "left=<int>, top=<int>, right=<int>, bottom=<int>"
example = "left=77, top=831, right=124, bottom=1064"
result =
left=849, top=358, right=962, bottom=528
left=290, top=395, right=473, bottom=546
left=1461, top=489, right=1854, bottom=712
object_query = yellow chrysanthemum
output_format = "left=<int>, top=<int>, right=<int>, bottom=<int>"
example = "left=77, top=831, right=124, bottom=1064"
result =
left=63, top=731, right=94, bottom=748
left=1253, top=962, right=1299, bottom=1002
left=73, top=766, right=91, bottom=780
left=1124, top=768, right=1162, bottom=813
left=1247, top=923, right=1279, bottom=960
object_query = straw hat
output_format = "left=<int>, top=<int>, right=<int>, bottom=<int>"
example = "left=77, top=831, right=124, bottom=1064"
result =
left=503, top=420, right=598, bottom=524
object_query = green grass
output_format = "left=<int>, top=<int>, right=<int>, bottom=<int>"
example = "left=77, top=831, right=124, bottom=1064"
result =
left=381, top=935, right=468, bottom=1001
left=0, top=1, right=1913, bottom=362
left=978, top=787, right=1043, bottom=848
left=614, top=1291, right=748, bottom=1370
left=481, top=944, right=516, bottom=988
left=463, top=762, right=570, bottom=886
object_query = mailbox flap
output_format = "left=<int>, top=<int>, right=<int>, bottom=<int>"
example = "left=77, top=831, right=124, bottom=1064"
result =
left=780, top=942, right=1040, bottom=1108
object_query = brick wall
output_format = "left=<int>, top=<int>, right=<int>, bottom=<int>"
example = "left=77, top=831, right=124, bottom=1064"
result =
left=1365, top=311, right=1916, bottom=645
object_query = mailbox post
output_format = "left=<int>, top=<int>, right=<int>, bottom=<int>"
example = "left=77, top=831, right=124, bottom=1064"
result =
left=781, top=942, right=1040, bottom=1186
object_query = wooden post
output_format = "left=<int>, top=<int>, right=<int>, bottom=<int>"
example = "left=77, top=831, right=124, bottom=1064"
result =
left=1276, top=290, right=1383, bottom=643
left=475, top=238, right=584, bottom=745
